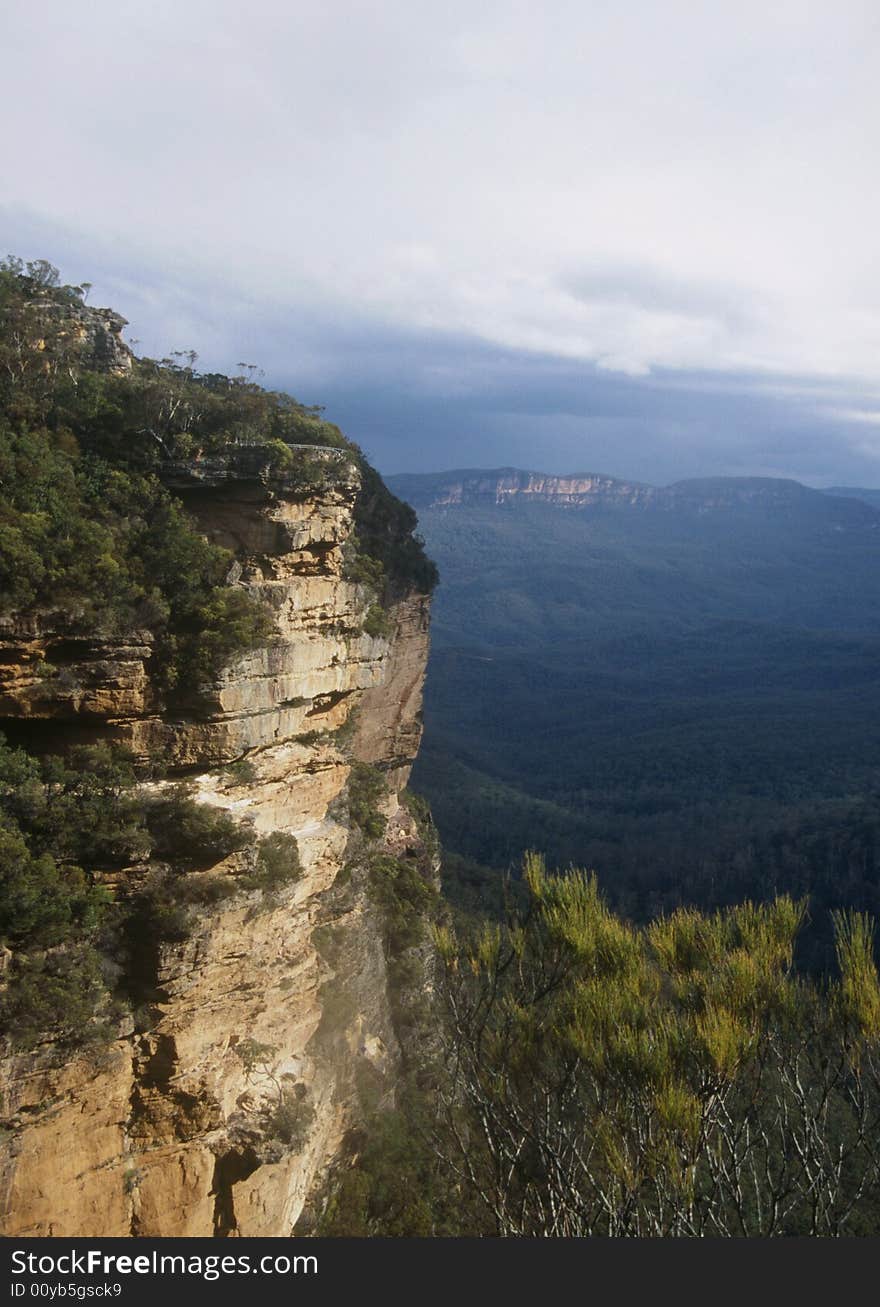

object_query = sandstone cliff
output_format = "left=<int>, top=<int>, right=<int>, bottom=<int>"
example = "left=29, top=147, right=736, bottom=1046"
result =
left=0, top=448, right=434, bottom=1237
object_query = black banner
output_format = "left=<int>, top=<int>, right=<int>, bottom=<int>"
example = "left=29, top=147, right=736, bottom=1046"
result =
left=2, top=1236, right=878, bottom=1304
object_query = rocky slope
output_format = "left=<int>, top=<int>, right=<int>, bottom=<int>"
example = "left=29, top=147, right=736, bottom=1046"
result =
left=0, top=447, right=434, bottom=1237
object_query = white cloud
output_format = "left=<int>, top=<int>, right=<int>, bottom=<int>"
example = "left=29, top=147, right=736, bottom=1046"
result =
left=2, top=0, right=879, bottom=381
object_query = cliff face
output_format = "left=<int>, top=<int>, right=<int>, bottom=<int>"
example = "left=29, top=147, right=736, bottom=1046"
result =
left=0, top=450, right=433, bottom=1237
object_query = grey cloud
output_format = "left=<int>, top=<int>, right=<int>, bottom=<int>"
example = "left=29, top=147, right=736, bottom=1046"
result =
left=560, top=265, right=759, bottom=334
left=4, top=209, right=877, bottom=490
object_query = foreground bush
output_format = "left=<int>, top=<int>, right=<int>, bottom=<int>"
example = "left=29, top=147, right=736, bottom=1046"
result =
left=434, top=853, right=880, bottom=1236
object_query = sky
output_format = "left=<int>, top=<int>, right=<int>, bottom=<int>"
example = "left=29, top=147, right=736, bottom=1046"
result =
left=2, top=0, right=880, bottom=485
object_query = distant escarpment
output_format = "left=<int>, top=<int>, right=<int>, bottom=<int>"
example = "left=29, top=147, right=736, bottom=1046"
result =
left=389, top=467, right=655, bottom=510
left=389, top=467, right=880, bottom=525
left=0, top=261, right=438, bottom=1236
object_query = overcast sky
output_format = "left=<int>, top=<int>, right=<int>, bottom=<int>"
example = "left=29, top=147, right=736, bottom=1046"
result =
left=3, top=1, right=880, bottom=484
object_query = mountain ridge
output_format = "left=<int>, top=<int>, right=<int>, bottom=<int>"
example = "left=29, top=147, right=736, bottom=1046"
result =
left=389, top=467, right=880, bottom=523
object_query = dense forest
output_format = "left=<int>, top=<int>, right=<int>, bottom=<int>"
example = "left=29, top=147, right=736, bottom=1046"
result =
left=390, top=474, right=880, bottom=969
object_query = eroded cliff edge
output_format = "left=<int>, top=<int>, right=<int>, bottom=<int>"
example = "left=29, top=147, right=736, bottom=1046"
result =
left=0, top=447, right=435, bottom=1237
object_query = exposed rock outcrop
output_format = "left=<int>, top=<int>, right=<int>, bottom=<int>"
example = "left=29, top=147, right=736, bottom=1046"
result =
left=0, top=451, right=433, bottom=1237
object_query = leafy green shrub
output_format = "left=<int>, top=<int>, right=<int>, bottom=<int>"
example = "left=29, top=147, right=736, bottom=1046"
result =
left=294, top=730, right=324, bottom=746
left=369, top=853, right=438, bottom=954
left=176, top=873, right=239, bottom=906
left=127, top=869, right=192, bottom=945
left=0, top=824, right=107, bottom=951
left=146, top=786, right=251, bottom=870
left=328, top=706, right=359, bottom=750
left=0, top=944, right=109, bottom=1050
left=225, top=758, right=257, bottom=785
left=343, top=546, right=386, bottom=590
left=363, top=604, right=393, bottom=638
left=350, top=462, right=438, bottom=598
left=168, top=589, right=275, bottom=693
left=266, top=1086, right=314, bottom=1150
left=242, top=831, right=302, bottom=892
left=233, top=1037, right=278, bottom=1074
left=347, top=763, right=387, bottom=839
left=433, top=856, right=880, bottom=1237
left=316, top=1097, right=472, bottom=1236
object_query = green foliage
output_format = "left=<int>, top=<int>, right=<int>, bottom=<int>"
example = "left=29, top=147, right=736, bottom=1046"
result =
left=347, top=763, right=387, bottom=840
left=362, top=604, right=393, bottom=639
left=0, top=416, right=271, bottom=691
left=0, top=738, right=134, bottom=953
left=342, top=546, right=385, bottom=591
left=0, top=824, right=102, bottom=952
left=224, top=758, right=257, bottom=785
left=233, top=1037, right=279, bottom=1074
left=175, top=873, right=239, bottom=907
left=352, top=462, right=438, bottom=599
left=369, top=853, right=437, bottom=954
left=0, top=943, right=110, bottom=1051
left=435, top=855, right=880, bottom=1236
left=266, top=1087, right=314, bottom=1150
left=317, top=1097, right=478, bottom=1237
left=0, top=733, right=262, bottom=1046
left=145, top=785, right=251, bottom=870
left=242, top=831, right=302, bottom=892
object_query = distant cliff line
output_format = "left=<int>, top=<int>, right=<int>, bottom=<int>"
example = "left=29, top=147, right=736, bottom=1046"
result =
left=388, top=467, right=880, bottom=519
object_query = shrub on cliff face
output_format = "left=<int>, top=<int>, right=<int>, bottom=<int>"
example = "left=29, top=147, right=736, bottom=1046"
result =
left=362, top=603, right=393, bottom=639
left=351, top=462, right=438, bottom=599
left=368, top=853, right=437, bottom=955
left=0, top=736, right=265, bottom=1047
left=145, top=785, right=252, bottom=870
left=0, top=738, right=145, bottom=1045
left=0, top=944, right=110, bottom=1051
left=347, top=763, right=387, bottom=839
left=266, top=1086, right=315, bottom=1151
left=0, top=738, right=129, bottom=952
left=244, top=831, right=302, bottom=892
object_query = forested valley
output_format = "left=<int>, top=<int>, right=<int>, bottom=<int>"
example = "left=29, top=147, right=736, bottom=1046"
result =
left=389, top=472, right=880, bottom=973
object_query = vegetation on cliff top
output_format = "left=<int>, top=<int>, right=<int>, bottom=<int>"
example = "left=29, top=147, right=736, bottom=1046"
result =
left=0, top=256, right=435, bottom=694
